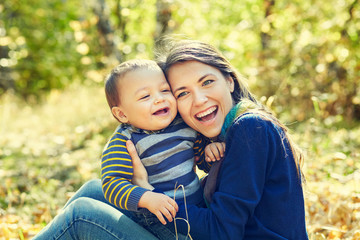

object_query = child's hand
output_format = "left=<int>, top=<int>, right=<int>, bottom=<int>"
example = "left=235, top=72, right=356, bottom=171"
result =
left=205, top=142, right=225, bottom=162
left=138, top=191, right=178, bottom=225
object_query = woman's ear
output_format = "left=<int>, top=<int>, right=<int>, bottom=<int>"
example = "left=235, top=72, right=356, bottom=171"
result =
left=226, top=76, right=235, bottom=93
left=112, top=106, right=128, bottom=123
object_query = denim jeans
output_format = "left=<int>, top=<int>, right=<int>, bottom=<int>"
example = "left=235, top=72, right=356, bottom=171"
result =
left=128, top=208, right=187, bottom=240
left=33, top=179, right=189, bottom=240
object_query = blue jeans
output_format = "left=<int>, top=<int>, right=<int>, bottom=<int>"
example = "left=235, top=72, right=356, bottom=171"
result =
left=128, top=209, right=185, bottom=240
left=33, top=179, right=189, bottom=240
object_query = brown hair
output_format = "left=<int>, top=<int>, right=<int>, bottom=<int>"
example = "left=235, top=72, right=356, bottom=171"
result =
left=104, top=59, right=160, bottom=120
left=156, top=38, right=257, bottom=104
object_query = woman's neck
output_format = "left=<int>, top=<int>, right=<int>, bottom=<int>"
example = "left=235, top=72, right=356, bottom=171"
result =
left=219, top=99, right=258, bottom=141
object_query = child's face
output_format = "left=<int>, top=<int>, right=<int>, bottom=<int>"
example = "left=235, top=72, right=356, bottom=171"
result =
left=112, top=68, right=177, bottom=131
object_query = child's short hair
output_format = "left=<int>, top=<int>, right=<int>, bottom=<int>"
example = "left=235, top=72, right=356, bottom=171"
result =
left=104, top=59, right=161, bottom=112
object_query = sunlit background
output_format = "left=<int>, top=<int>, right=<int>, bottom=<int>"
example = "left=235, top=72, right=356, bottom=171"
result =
left=0, top=0, right=359, bottom=239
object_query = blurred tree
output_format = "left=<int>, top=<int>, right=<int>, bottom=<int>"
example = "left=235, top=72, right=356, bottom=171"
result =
left=0, top=0, right=89, bottom=98
left=155, top=0, right=174, bottom=41
left=260, top=0, right=275, bottom=50
left=93, top=0, right=123, bottom=62
left=0, top=45, right=13, bottom=94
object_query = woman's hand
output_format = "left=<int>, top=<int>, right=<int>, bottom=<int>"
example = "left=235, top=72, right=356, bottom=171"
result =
left=126, top=140, right=153, bottom=190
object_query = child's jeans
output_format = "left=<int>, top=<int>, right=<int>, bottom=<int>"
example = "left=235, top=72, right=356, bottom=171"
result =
left=127, top=209, right=190, bottom=240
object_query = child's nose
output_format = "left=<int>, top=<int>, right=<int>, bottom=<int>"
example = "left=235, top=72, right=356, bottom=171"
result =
left=154, top=94, right=165, bottom=104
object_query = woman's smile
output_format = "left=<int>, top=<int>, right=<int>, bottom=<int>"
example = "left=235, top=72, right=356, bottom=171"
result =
left=195, top=106, right=218, bottom=122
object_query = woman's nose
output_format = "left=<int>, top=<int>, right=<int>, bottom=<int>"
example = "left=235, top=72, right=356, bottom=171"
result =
left=193, top=91, right=208, bottom=106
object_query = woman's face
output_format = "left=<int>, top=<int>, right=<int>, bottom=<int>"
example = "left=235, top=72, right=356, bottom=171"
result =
left=167, top=60, right=235, bottom=138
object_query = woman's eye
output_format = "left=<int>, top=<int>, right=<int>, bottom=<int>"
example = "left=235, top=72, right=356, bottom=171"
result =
left=177, top=91, right=188, bottom=98
left=203, top=79, right=214, bottom=86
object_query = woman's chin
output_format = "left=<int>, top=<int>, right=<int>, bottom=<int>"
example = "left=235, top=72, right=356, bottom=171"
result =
left=197, top=121, right=222, bottom=139
left=192, top=112, right=223, bottom=138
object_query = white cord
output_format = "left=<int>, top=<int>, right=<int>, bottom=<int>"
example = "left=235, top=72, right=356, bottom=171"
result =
left=173, top=184, right=193, bottom=240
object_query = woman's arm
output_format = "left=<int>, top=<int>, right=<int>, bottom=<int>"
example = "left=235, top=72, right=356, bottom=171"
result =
left=101, top=133, right=149, bottom=212
left=176, top=115, right=274, bottom=240
left=126, top=140, right=153, bottom=190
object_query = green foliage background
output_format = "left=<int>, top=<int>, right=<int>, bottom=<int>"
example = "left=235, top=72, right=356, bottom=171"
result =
left=0, top=0, right=360, bottom=239
left=1, top=0, right=359, bottom=122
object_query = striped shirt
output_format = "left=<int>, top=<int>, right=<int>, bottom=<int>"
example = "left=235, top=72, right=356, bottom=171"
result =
left=101, top=117, right=211, bottom=212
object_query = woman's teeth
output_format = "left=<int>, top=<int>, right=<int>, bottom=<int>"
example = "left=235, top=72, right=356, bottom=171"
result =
left=196, top=106, right=217, bottom=119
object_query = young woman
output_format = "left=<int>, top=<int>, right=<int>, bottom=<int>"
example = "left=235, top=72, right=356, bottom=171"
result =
left=33, top=39, right=308, bottom=240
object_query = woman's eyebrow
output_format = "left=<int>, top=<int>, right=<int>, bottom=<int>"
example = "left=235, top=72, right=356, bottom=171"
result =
left=198, top=74, right=212, bottom=82
left=172, top=86, right=185, bottom=94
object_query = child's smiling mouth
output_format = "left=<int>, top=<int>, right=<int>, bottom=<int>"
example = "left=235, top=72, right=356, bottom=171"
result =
left=153, top=107, right=170, bottom=116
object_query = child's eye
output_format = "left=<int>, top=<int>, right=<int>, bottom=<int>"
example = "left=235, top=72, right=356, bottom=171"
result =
left=161, top=89, right=171, bottom=93
left=139, top=95, right=150, bottom=100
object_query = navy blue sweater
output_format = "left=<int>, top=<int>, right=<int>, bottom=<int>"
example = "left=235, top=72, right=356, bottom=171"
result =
left=176, top=113, right=308, bottom=240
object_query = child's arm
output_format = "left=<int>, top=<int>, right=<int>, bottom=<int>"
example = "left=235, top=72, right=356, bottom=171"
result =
left=101, top=131, right=148, bottom=211
left=204, top=142, right=226, bottom=162
left=102, top=133, right=177, bottom=224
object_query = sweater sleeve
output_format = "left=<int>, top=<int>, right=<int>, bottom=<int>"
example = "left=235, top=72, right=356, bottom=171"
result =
left=177, top=115, right=274, bottom=240
left=101, top=131, right=149, bottom=211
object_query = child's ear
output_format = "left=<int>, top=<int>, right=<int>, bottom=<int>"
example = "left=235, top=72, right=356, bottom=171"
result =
left=112, top=106, right=128, bottom=123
